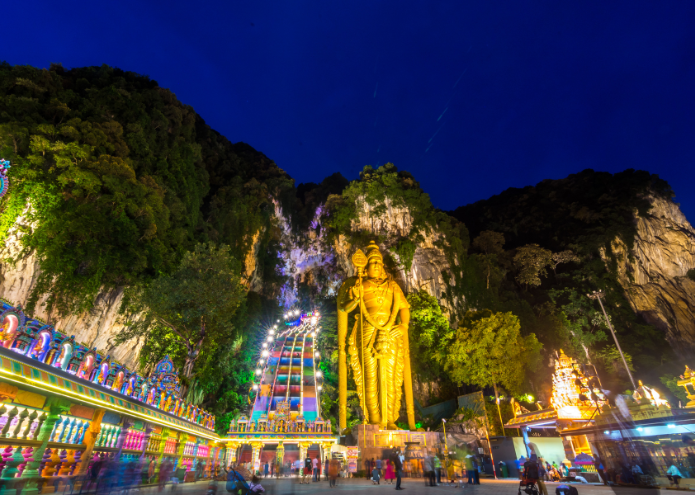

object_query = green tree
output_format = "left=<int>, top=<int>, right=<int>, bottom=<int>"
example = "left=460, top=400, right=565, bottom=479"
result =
left=437, top=311, right=542, bottom=431
left=551, top=250, right=580, bottom=275
left=472, top=230, right=505, bottom=289
left=514, top=244, right=553, bottom=288
left=117, top=243, right=246, bottom=381
left=407, top=290, right=452, bottom=391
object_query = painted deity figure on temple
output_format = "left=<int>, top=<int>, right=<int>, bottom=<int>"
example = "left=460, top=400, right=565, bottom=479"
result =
left=338, top=241, right=417, bottom=430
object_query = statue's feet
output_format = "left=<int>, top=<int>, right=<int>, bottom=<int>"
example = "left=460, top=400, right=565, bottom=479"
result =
left=387, top=422, right=400, bottom=430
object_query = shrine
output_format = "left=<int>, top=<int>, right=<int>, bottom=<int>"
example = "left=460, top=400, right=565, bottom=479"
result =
left=223, top=310, right=336, bottom=470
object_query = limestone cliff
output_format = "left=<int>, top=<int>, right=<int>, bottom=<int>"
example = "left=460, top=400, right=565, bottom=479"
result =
left=609, top=195, right=695, bottom=356
left=0, top=213, right=142, bottom=369
left=266, top=196, right=461, bottom=316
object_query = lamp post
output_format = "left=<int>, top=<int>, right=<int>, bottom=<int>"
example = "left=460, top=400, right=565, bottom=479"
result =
left=442, top=419, right=449, bottom=457
left=587, top=290, right=636, bottom=389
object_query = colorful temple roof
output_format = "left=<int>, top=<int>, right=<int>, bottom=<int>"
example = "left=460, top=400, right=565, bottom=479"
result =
left=0, top=301, right=215, bottom=432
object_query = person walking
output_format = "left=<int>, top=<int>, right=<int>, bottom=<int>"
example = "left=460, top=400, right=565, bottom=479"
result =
left=325, top=456, right=330, bottom=481
left=466, top=456, right=474, bottom=485
left=593, top=457, right=607, bottom=485
left=312, top=456, right=319, bottom=482
left=329, top=458, right=340, bottom=488
left=301, top=457, right=311, bottom=484
left=385, top=459, right=396, bottom=484
left=434, top=455, right=441, bottom=485
left=472, top=457, right=480, bottom=485
left=446, top=458, right=455, bottom=486
left=376, top=457, right=383, bottom=478
left=263, top=461, right=269, bottom=478
left=523, top=454, right=547, bottom=495
left=393, top=452, right=404, bottom=490
left=424, top=454, right=435, bottom=486
left=667, top=464, right=683, bottom=487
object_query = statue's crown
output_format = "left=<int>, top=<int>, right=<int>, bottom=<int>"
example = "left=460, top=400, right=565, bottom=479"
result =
left=366, top=241, right=383, bottom=262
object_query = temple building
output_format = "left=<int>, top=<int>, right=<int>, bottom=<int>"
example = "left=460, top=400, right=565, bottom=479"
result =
left=223, top=310, right=335, bottom=470
left=0, top=299, right=228, bottom=493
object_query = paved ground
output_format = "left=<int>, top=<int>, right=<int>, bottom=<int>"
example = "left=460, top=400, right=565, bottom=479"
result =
left=145, top=477, right=679, bottom=495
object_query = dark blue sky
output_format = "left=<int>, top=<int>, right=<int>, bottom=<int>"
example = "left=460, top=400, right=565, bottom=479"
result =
left=5, top=1, right=695, bottom=219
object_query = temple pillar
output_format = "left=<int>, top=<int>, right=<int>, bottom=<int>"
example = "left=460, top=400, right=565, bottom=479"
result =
left=174, top=432, right=187, bottom=470
left=154, top=428, right=171, bottom=482
left=140, top=426, right=153, bottom=458
left=76, top=409, right=106, bottom=475
left=251, top=442, right=263, bottom=473
left=115, top=419, right=134, bottom=457
left=276, top=442, right=285, bottom=473
left=22, top=398, right=71, bottom=495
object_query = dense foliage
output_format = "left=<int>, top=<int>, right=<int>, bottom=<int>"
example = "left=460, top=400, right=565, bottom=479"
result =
left=116, top=243, right=246, bottom=381
left=0, top=63, right=295, bottom=433
left=452, top=169, right=682, bottom=399
left=0, top=63, right=291, bottom=314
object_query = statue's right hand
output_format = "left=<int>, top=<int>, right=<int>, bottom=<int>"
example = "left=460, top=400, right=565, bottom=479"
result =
left=350, top=284, right=363, bottom=300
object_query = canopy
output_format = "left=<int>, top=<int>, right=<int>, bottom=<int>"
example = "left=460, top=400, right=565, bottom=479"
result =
left=573, top=453, right=594, bottom=465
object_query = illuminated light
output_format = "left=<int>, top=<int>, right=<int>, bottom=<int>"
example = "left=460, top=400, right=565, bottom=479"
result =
left=269, top=330, right=275, bottom=336
left=267, top=336, right=273, bottom=342
left=637, top=427, right=643, bottom=432
left=255, top=369, right=262, bottom=375
left=551, top=350, right=607, bottom=420
left=259, top=359, right=264, bottom=365
left=315, top=352, right=320, bottom=357
left=317, top=385, right=322, bottom=391
left=604, top=431, right=610, bottom=435
left=262, top=343, right=268, bottom=349
left=311, top=316, right=318, bottom=325
left=252, top=384, right=259, bottom=391
left=316, top=371, right=322, bottom=378
left=528, top=395, right=534, bottom=403
left=311, top=332, right=316, bottom=338
left=0, top=367, right=218, bottom=440
left=261, top=350, right=269, bottom=357
left=667, top=424, right=676, bottom=428
left=274, top=325, right=278, bottom=329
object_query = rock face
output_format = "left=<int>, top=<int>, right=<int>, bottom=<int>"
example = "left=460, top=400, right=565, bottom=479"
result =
left=267, top=197, right=461, bottom=316
left=0, top=214, right=142, bottom=369
left=610, top=195, right=695, bottom=356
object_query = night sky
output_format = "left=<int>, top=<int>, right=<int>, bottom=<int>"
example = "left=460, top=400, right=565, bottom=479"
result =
left=4, top=1, right=695, bottom=219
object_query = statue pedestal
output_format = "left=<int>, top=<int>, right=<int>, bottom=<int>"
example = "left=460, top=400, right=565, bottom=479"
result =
left=354, top=424, right=442, bottom=468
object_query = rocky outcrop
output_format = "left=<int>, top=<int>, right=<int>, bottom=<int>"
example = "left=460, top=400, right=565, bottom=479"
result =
left=256, top=197, right=462, bottom=315
left=350, top=198, right=462, bottom=315
left=609, top=195, right=695, bottom=356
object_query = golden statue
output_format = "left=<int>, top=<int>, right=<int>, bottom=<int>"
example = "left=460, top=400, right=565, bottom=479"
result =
left=337, top=241, right=416, bottom=430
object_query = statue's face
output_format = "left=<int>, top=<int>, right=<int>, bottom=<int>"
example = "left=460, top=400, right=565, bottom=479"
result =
left=366, top=259, right=383, bottom=279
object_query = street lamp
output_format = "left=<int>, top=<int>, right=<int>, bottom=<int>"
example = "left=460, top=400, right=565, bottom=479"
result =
left=587, top=290, right=636, bottom=388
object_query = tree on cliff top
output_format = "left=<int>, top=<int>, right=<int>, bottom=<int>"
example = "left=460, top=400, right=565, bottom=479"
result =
left=117, top=243, right=246, bottom=384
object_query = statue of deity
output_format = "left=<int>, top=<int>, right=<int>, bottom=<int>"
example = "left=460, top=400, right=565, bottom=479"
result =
left=337, top=241, right=416, bottom=430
